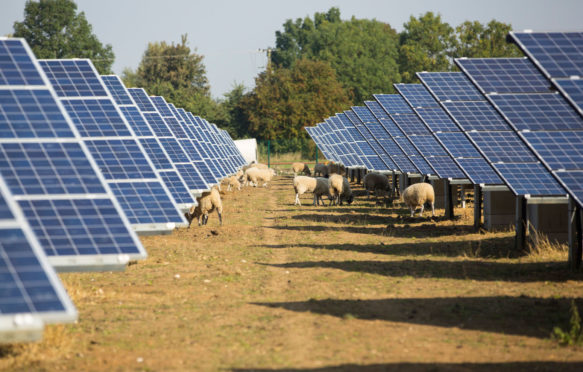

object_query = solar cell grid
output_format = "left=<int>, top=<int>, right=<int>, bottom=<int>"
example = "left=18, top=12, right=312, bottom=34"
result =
left=493, top=162, right=566, bottom=196
left=127, top=88, right=156, bottom=112
left=85, top=139, right=157, bottom=180
left=435, top=132, right=481, bottom=158
left=408, top=135, right=448, bottom=156
left=522, top=131, right=583, bottom=170
left=0, top=89, right=75, bottom=138
left=138, top=138, right=173, bottom=170
left=0, top=39, right=44, bottom=86
left=174, top=163, right=208, bottom=191
left=39, top=60, right=107, bottom=98
left=418, top=72, right=484, bottom=101
left=394, top=84, right=439, bottom=108
left=456, top=158, right=504, bottom=185
left=158, top=138, right=190, bottom=163
left=62, top=98, right=132, bottom=137
left=555, top=170, right=583, bottom=207
left=468, top=132, right=538, bottom=163
left=159, top=170, right=194, bottom=204
left=390, top=113, right=429, bottom=135
left=150, top=96, right=174, bottom=117
left=553, top=78, right=583, bottom=115
left=374, top=94, right=413, bottom=114
left=414, top=107, right=460, bottom=132
left=427, top=156, right=467, bottom=179
left=100, top=75, right=133, bottom=106
left=118, top=106, right=153, bottom=137
left=441, top=101, right=509, bottom=131
left=455, top=58, right=552, bottom=94
left=488, top=93, right=583, bottom=131
left=363, top=100, right=390, bottom=120
left=408, top=156, right=434, bottom=175
left=142, top=112, right=173, bottom=137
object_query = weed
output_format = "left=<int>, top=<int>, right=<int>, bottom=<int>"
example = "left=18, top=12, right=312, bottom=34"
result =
left=527, top=229, right=568, bottom=261
left=551, top=300, right=583, bottom=346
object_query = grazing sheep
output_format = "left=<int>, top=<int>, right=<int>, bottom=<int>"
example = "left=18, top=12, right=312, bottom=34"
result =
left=292, top=162, right=311, bottom=176
left=226, top=175, right=241, bottom=191
left=402, top=182, right=435, bottom=217
left=185, top=187, right=223, bottom=227
left=363, top=172, right=390, bottom=199
left=328, top=174, right=353, bottom=206
left=314, top=163, right=329, bottom=177
left=328, top=162, right=345, bottom=176
left=244, top=167, right=276, bottom=187
left=251, top=163, right=268, bottom=170
left=293, top=176, right=331, bottom=206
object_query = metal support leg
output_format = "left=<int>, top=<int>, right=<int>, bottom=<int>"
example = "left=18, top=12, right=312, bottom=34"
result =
left=445, top=179, right=454, bottom=220
left=515, top=195, right=527, bottom=252
left=474, top=184, right=482, bottom=230
left=391, top=173, right=397, bottom=197
left=568, top=199, right=582, bottom=270
left=357, top=169, right=362, bottom=184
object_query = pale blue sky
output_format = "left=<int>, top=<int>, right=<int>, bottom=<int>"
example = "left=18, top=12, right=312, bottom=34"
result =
left=2, top=0, right=582, bottom=98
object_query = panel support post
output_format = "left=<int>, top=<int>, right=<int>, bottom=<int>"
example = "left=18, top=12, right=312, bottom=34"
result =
left=514, top=195, right=527, bottom=252
left=474, top=184, right=482, bottom=230
left=356, top=169, right=362, bottom=184
left=444, top=179, right=454, bottom=220
left=350, top=168, right=355, bottom=183
left=568, top=199, right=582, bottom=271
left=391, top=173, right=398, bottom=197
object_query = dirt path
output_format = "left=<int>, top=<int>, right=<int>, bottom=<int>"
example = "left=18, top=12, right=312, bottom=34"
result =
left=1, top=175, right=583, bottom=371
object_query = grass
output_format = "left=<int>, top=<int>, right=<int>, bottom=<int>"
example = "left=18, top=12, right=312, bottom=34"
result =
left=1, top=175, right=583, bottom=371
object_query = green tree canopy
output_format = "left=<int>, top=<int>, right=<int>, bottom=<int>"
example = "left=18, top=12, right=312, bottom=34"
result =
left=272, top=7, right=400, bottom=104
left=454, top=20, right=523, bottom=58
left=398, top=12, right=456, bottom=83
left=13, top=0, right=114, bottom=74
left=241, top=59, right=351, bottom=141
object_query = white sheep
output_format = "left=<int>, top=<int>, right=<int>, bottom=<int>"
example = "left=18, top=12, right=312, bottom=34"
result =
left=244, top=167, right=276, bottom=187
left=185, top=187, right=223, bottom=227
left=363, top=172, right=390, bottom=199
left=251, top=163, right=269, bottom=170
left=293, top=176, right=331, bottom=206
left=402, top=182, right=435, bottom=217
left=328, top=174, right=353, bottom=206
left=314, top=163, right=329, bottom=177
left=292, top=162, right=311, bottom=176
left=226, top=175, right=241, bottom=191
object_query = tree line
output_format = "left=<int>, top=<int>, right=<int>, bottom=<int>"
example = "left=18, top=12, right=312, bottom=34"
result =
left=12, top=1, right=522, bottom=152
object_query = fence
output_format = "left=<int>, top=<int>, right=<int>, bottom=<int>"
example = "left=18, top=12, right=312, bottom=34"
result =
left=256, top=138, right=325, bottom=169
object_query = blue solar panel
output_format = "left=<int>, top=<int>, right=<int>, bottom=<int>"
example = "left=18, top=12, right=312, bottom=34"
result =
left=426, top=156, right=467, bottom=179
left=175, top=163, right=208, bottom=190
left=468, top=132, right=538, bottom=163
left=493, top=162, right=566, bottom=196
left=127, top=88, right=156, bottom=112
left=522, top=131, right=583, bottom=170
left=488, top=93, right=583, bottom=131
left=414, top=107, right=460, bottom=132
left=456, top=58, right=552, bottom=94
left=553, top=78, right=583, bottom=116
left=0, top=39, right=44, bottom=86
left=510, top=32, right=583, bottom=78
left=394, top=84, right=439, bottom=108
left=159, top=138, right=190, bottom=163
left=409, top=135, right=448, bottom=156
left=137, top=139, right=172, bottom=171
left=418, top=72, right=484, bottom=101
left=150, top=96, right=174, bottom=117
left=159, top=170, right=195, bottom=204
left=456, top=158, right=504, bottom=185
left=390, top=113, right=429, bottom=135
left=374, top=94, right=413, bottom=114
left=0, top=142, right=106, bottom=195
left=164, top=116, right=189, bottom=138
left=85, top=139, right=157, bottom=180
left=119, top=106, right=153, bottom=136
left=345, top=110, right=394, bottom=170
left=441, top=101, right=509, bottom=131
left=435, top=132, right=481, bottom=158
left=100, top=75, right=134, bottom=105
left=39, top=60, right=107, bottom=98
left=62, top=98, right=132, bottom=137
left=108, top=181, right=185, bottom=224
left=409, top=156, right=434, bottom=175
left=142, top=112, right=173, bottom=137
left=364, top=100, right=391, bottom=120
left=0, top=90, right=75, bottom=138
left=554, top=170, right=583, bottom=207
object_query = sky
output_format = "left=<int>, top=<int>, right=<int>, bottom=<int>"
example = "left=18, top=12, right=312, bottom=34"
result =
left=2, top=0, right=582, bottom=98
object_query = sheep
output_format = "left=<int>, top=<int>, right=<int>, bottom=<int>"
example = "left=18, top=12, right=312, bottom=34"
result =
left=363, top=172, right=390, bottom=200
left=402, top=182, right=435, bottom=217
left=328, top=174, right=353, bottom=206
left=293, top=176, right=331, bottom=206
left=185, top=187, right=223, bottom=227
left=244, top=167, right=276, bottom=187
left=292, top=162, right=311, bottom=176
left=226, top=175, right=241, bottom=191
left=313, top=163, right=329, bottom=177
left=328, top=162, right=345, bottom=176
left=251, top=163, right=268, bottom=170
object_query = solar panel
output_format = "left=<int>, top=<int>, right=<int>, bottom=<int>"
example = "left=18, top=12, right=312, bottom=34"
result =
left=554, top=170, right=583, bottom=208
left=417, top=72, right=484, bottom=101
left=373, top=94, right=413, bottom=114
left=41, top=60, right=188, bottom=233
left=522, top=131, right=583, bottom=170
left=118, top=106, right=154, bottom=137
left=425, top=156, right=467, bottom=179
left=100, top=75, right=134, bottom=105
left=0, top=39, right=44, bottom=86
left=553, top=78, right=583, bottom=116
left=390, top=113, right=430, bottom=135
left=345, top=109, right=394, bottom=171
left=493, top=162, right=567, bottom=196
left=456, top=58, right=552, bottom=94
left=408, top=135, right=448, bottom=156
left=394, top=83, right=439, bottom=108
left=159, top=170, right=196, bottom=205
left=488, top=93, right=583, bottom=131
left=456, top=158, right=504, bottom=185
left=414, top=106, right=460, bottom=132
left=467, top=132, right=538, bottom=163
left=441, top=101, right=511, bottom=131
left=127, top=88, right=156, bottom=112
left=510, top=32, right=583, bottom=79
left=0, top=175, right=76, bottom=342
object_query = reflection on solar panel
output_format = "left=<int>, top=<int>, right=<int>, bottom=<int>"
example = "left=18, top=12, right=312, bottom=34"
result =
left=456, top=58, right=551, bottom=94
left=0, top=175, right=77, bottom=343
left=0, top=40, right=145, bottom=270
left=41, top=60, right=187, bottom=233
left=489, top=93, right=583, bottom=131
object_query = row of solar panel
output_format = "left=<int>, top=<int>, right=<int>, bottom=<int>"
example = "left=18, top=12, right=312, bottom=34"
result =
left=0, top=38, right=247, bottom=342
left=306, top=32, right=583, bottom=211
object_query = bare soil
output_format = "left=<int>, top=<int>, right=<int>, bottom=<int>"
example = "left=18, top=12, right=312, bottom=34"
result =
left=1, top=175, right=583, bottom=371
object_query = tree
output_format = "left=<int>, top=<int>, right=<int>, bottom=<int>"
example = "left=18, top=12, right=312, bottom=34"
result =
left=13, top=0, right=114, bottom=74
left=218, top=84, right=249, bottom=139
left=398, top=12, right=457, bottom=83
left=454, top=20, right=523, bottom=58
left=241, top=59, right=351, bottom=142
left=272, top=7, right=401, bottom=103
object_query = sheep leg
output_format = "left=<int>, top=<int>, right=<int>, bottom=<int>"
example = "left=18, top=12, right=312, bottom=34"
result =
left=366, top=189, right=370, bottom=200
left=431, top=202, right=435, bottom=217
left=184, top=212, right=192, bottom=228
left=419, top=204, right=425, bottom=217
left=410, top=207, right=415, bottom=217
left=295, top=193, right=301, bottom=206
left=312, top=195, right=318, bottom=206
left=198, top=215, right=203, bottom=226
left=217, top=210, right=222, bottom=226
left=203, top=214, right=209, bottom=225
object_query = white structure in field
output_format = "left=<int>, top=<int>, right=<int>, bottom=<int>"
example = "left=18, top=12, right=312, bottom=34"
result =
left=234, top=138, right=258, bottom=164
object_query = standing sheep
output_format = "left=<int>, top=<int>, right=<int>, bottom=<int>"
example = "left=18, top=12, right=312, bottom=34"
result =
left=226, top=175, right=241, bottom=191
left=185, top=187, right=223, bottom=227
left=328, top=174, right=353, bottom=206
left=314, top=163, right=329, bottom=177
left=292, top=162, right=311, bottom=176
left=293, top=176, right=331, bottom=206
left=244, top=167, right=276, bottom=187
left=402, top=183, right=435, bottom=217
left=363, top=172, right=390, bottom=200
